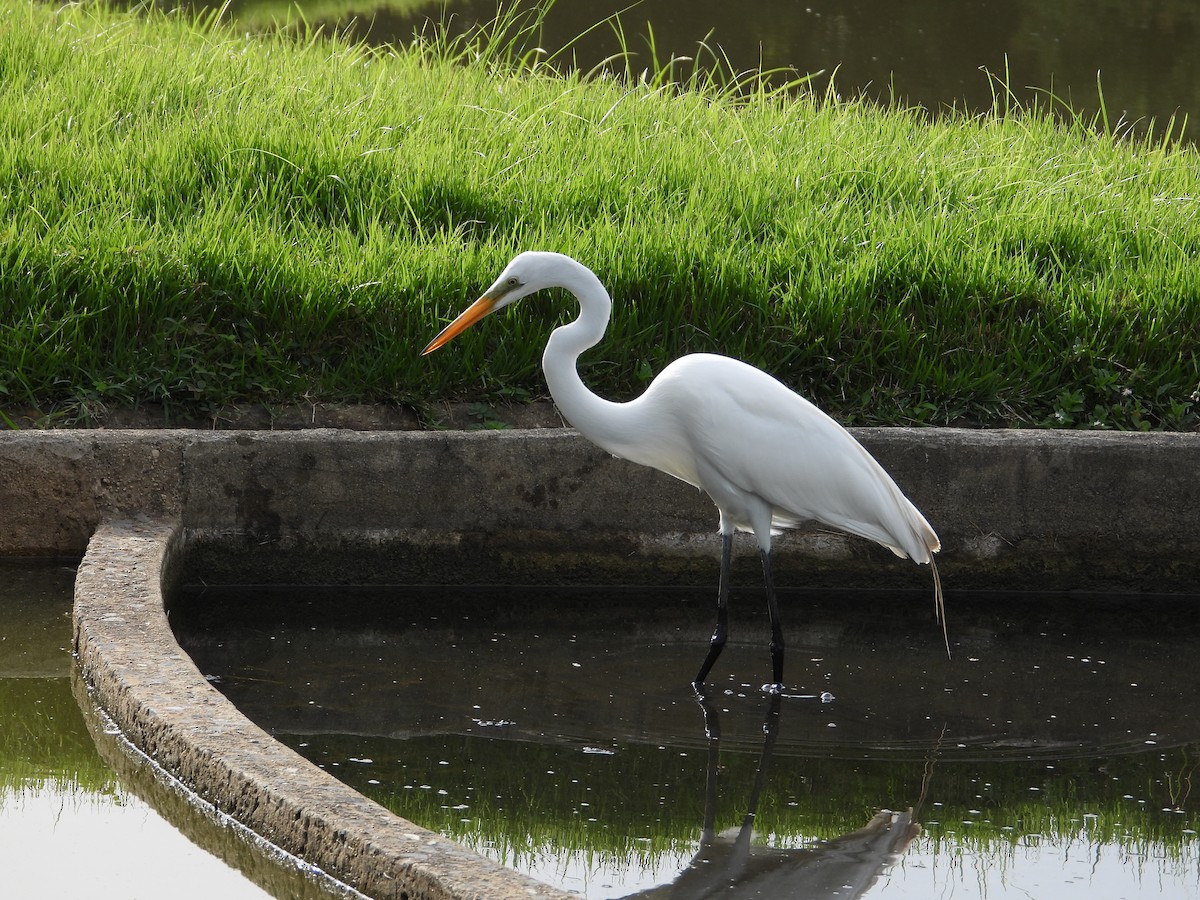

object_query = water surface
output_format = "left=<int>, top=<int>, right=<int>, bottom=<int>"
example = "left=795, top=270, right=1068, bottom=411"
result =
left=174, top=583, right=1200, bottom=898
left=0, top=565, right=341, bottom=900
left=211, top=0, right=1200, bottom=127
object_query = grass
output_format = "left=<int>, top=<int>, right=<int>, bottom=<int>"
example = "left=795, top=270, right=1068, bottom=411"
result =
left=1, top=0, right=1198, bottom=429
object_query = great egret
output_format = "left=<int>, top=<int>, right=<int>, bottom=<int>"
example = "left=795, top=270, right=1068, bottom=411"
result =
left=423, top=251, right=944, bottom=689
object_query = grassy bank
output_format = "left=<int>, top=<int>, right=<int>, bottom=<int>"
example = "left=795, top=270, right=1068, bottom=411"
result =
left=2, top=0, right=1198, bottom=429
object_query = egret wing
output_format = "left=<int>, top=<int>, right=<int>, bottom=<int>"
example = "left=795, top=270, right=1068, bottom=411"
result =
left=663, top=355, right=937, bottom=561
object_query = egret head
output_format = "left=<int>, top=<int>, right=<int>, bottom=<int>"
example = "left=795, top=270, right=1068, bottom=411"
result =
left=421, top=251, right=567, bottom=355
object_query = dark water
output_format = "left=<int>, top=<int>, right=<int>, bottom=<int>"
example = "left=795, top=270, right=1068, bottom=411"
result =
left=216, top=0, right=1200, bottom=128
left=174, top=584, right=1200, bottom=898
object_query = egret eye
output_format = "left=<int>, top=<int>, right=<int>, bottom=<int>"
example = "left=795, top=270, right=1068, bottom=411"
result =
left=506, top=276, right=521, bottom=289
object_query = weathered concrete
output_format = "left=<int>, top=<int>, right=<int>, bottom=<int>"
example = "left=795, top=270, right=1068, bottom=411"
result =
left=73, top=518, right=572, bottom=900
left=5, top=426, right=1198, bottom=899
left=72, top=666, right=373, bottom=900
left=5, top=427, right=1200, bottom=590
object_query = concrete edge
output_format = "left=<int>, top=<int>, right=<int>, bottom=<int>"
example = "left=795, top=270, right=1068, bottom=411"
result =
left=10, top=427, right=1200, bottom=590
left=72, top=517, right=573, bottom=900
left=32, top=427, right=1200, bottom=898
left=70, top=667, right=372, bottom=900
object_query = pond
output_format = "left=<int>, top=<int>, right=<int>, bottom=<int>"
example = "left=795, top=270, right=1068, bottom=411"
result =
left=208, top=0, right=1200, bottom=128
left=173, top=582, right=1200, bottom=898
left=0, top=565, right=351, bottom=900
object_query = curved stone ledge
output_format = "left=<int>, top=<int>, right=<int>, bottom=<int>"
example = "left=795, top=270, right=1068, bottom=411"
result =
left=27, top=428, right=1200, bottom=898
left=72, top=517, right=571, bottom=900
left=71, top=667, right=369, bottom=900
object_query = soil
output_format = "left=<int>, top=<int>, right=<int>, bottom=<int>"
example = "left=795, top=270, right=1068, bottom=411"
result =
left=1, top=401, right=568, bottom=432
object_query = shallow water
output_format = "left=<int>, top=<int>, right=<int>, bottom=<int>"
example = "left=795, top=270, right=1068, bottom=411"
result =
left=174, top=583, right=1200, bottom=898
left=0, top=565, right=345, bottom=900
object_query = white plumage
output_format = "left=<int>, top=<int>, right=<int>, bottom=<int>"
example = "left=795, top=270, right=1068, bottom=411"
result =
left=424, top=251, right=944, bottom=689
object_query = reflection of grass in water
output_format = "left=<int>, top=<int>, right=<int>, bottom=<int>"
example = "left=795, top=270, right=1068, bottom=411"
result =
left=0, top=676, right=122, bottom=803
left=203, top=0, right=452, bottom=35
left=0, top=568, right=118, bottom=804
left=286, top=732, right=1200, bottom=872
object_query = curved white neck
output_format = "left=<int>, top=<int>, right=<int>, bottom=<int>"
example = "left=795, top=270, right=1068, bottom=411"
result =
left=539, top=264, right=632, bottom=454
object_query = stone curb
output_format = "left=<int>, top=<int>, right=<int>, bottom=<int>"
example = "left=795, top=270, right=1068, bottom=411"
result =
left=10, top=427, right=1200, bottom=899
left=72, top=517, right=572, bottom=900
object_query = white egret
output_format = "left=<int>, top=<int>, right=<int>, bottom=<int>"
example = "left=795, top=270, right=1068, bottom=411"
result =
left=423, top=251, right=944, bottom=689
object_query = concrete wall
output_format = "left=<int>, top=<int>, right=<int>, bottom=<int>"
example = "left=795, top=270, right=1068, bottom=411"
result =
left=31, top=426, right=1200, bottom=899
left=4, top=427, right=1200, bottom=591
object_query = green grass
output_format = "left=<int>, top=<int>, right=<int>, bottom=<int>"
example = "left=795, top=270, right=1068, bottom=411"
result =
left=1, top=0, right=1198, bottom=428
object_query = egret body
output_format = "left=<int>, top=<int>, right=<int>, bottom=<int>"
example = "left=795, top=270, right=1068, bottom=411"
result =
left=423, top=251, right=943, bottom=689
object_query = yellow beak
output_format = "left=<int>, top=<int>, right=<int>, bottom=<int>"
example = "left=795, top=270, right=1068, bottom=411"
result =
left=421, top=295, right=498, bottom=355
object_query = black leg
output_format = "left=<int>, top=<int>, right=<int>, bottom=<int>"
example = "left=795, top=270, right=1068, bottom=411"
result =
left=761, top=548, right=785, bottom=689
left=694, top=532, right=733, bottom=685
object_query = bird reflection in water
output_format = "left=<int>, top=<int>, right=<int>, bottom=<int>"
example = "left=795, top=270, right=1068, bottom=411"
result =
left=624, top=692, right=920, bottom=899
